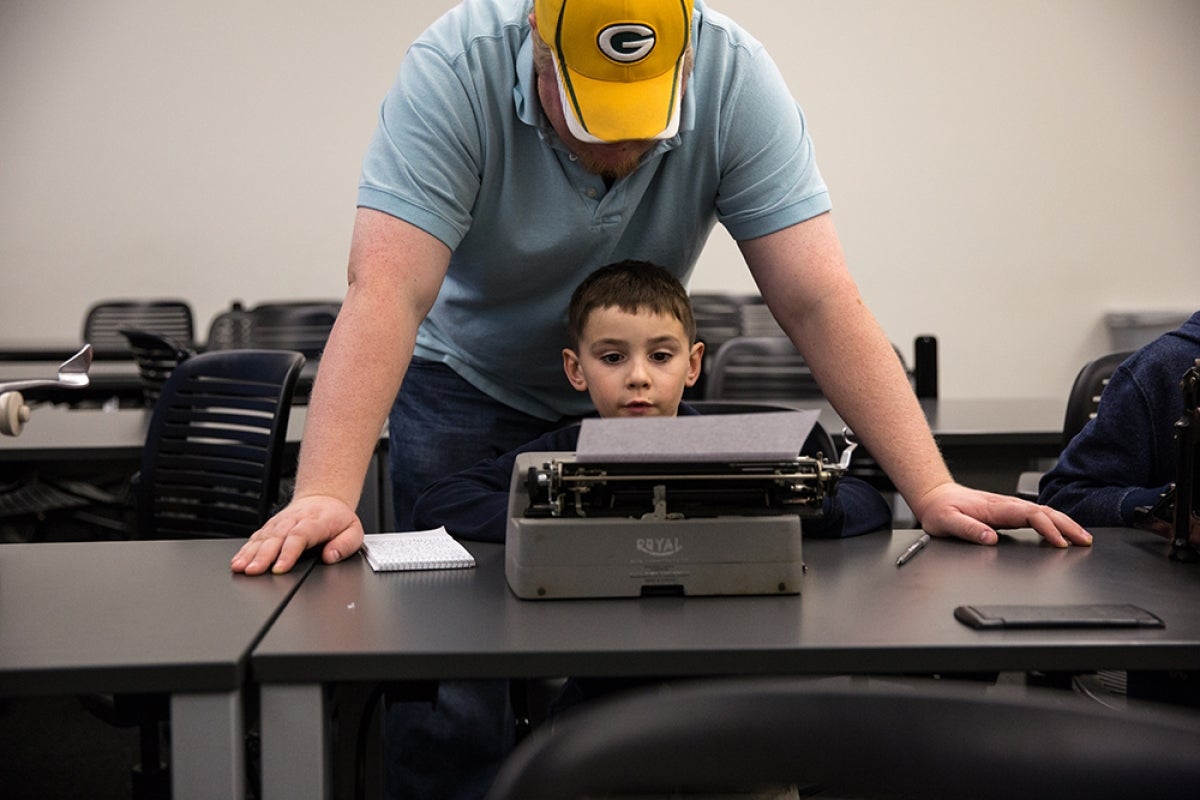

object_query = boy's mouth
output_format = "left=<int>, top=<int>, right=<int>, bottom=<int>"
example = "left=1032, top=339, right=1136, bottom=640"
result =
left=622, top=399, right=655, bottom=414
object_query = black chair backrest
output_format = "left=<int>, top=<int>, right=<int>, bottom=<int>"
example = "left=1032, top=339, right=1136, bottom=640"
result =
left=119, top=329, right=194, bottom=406
left=205, top=301, right=340, bottom=358
left=82, top=300, right=194, bottom=356
left=1062, top=350, right=1134, bottom=447
left=486, top=676, right=1200, bottom=800
left=204, top=307, right=255, bottom=351
left=136, top=349, right=305, bottom=539
left=704, top=336, right=823, bottom=401
left=737, top=299, right=785, bottom=337
left=689, top=293, right=753, bottom=354
left=249, top=302, right=340, bottom=357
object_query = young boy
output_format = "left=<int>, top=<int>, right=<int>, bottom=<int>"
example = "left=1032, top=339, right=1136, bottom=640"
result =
left=402, top=261, right=891, bottom=799
left=412, top=259, right=891, bottom=541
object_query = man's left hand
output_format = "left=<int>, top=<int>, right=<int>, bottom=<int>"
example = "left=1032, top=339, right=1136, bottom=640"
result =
left=913, top=482, right=1092, bottom=547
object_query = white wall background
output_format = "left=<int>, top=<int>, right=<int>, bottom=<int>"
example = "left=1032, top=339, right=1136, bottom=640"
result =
left=2, top=0, right=1197, bottom=400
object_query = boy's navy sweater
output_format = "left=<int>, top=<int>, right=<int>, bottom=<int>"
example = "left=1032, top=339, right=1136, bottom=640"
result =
left=1039, top=311, right=1200, bottom=526
left=413, top=404, right=893, bottom=542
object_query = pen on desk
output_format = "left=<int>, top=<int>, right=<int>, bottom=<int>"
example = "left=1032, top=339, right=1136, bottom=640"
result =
left=895, top=533, right=931, bottom=567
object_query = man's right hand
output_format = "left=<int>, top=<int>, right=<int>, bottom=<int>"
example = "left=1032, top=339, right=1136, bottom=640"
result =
left=231, top=495, right=365, bottom=575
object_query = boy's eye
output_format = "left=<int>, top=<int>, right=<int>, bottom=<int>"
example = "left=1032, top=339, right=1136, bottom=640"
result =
left=599, top=352, right=624, bottom=364
left=649, top=351, right=673, bottom=363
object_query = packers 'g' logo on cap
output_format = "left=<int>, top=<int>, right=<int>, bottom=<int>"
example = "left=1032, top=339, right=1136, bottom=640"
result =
left=597, top=24, right=656, bottom=64
left=536, top=0, right=693, bottom=144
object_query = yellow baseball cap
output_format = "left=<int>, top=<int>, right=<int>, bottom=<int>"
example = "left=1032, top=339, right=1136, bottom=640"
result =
left=535, top=0, right=692, bottom=143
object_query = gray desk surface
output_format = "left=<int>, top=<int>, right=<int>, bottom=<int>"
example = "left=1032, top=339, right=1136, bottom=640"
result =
left=251, top=526, right=1200, bottom=800
left=0, top=538, right=309, bottom=696
left=0, top=538, right=312, bottom=800
left=253, top=527, right=1200, bottom=683
left=252, top=526, right=1200, bottom=800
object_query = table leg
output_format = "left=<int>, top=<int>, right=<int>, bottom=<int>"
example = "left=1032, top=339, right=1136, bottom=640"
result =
left=171, top=690, right=244, bottom=800
left=261, top=683, right=330, bottom=800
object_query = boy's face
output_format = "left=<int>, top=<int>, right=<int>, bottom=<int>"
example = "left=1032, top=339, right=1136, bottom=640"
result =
left=562, top=305, right=703, bottom=418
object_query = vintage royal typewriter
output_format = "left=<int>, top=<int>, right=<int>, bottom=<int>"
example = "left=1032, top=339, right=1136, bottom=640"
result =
left=504, top=411, right=854, bottom=599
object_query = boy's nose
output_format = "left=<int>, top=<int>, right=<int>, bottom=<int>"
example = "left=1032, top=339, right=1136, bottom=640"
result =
left=626, top=359, right=651, bottom=388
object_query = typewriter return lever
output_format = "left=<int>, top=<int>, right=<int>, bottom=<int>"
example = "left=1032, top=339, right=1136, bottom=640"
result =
left=838, top=427, right=860, bottom=471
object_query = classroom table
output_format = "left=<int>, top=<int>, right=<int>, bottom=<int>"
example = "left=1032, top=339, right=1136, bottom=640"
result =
left=251, top=526, right=1200, bottom=800
left=1, top=355, right=320, bottom=406
left=0, top=538, right=313, bottom=800
left=0, top=338, right=133, bottom=361
left=1, top=357, right=145, bottom=406
left=767, top=396, right=1065, bottom=494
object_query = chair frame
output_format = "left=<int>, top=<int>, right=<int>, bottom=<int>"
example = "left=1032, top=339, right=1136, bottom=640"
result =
left=486, top=675, right=1200, bottom=800
left=204, top=300, right=340, bottom=358
left=1061, top=350, right=1135, bottom=447
left=1018, top=350, right=1134, bottom=499
left=703, top=335, right=822, bottom=401
left=135, top=348, right=304, bottom=539
left=82, top=299, right=194, bottom=356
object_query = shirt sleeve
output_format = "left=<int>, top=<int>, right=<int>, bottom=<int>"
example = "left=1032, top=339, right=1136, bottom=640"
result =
left=357, top=41, right=484, bottom=250
left=1038, top=361, right=1172, bottom=527
left=412, top=426, right=579, bottom=543
left=799, top=428, right=892, bottom=538
left=714, top=45, right=830, bottom=241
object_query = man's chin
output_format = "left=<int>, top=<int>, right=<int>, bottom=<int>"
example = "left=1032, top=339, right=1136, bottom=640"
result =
left=576, top=145, right=650, bottom=181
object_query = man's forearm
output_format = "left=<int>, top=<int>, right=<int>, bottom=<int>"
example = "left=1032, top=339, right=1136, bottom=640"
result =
left=740, top=215, right=954, bottom=517
left=292, top=208, right=451, bottom=510
left=292, top=287, right=413, bottom=509
left=796, top=298, right=954, bottom=514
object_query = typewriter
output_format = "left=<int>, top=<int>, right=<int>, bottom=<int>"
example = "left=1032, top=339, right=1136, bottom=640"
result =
left=504, top=411, right=852, bottom=599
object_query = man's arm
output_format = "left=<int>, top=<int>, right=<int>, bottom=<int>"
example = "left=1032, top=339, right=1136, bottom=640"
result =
left=231, top=208, right=451, bottom=574
left=739, top=212, right=1090, bottom=547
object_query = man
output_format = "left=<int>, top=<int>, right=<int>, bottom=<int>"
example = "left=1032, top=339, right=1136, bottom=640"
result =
left=232, top=0, right=1086, bottom=579
left=231, top=2, right=1089, bottom=794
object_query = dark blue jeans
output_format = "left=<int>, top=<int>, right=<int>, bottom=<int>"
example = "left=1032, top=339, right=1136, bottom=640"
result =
left=385, top=357, right=565, bottom=799
left=388, top=357, right=561, bottom=529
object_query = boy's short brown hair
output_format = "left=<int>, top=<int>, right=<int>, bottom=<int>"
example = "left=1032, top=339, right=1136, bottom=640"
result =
left=567, top=260, right=696, bottom=349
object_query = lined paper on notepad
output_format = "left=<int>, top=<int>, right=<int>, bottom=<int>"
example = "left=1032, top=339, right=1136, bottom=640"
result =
left=361, top=527, right=476, bottom=572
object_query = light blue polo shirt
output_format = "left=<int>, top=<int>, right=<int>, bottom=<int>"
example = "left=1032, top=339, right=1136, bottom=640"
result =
left=358, top=0, right=830, bottom=419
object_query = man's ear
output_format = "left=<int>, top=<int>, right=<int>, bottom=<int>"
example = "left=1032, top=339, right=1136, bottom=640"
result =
left=562, top=348, right=588, bottom=392
left=684, top=341, right=705, bottom=387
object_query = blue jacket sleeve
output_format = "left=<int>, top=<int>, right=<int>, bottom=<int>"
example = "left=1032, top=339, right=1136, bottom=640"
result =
left=798, top=427, right=892, bottom=538
left=412, top=425, right=581, bottom=543
left=1038, top=352, right=1180, bottom=527
left=803, top=477, right=893, bottom=538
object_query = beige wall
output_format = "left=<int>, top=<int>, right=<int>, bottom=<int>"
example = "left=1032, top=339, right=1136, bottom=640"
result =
left=2, top=0, right=1198, bottom=399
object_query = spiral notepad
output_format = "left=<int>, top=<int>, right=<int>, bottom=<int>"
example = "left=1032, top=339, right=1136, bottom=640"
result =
left=361, top=527, right=476, bottom=572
